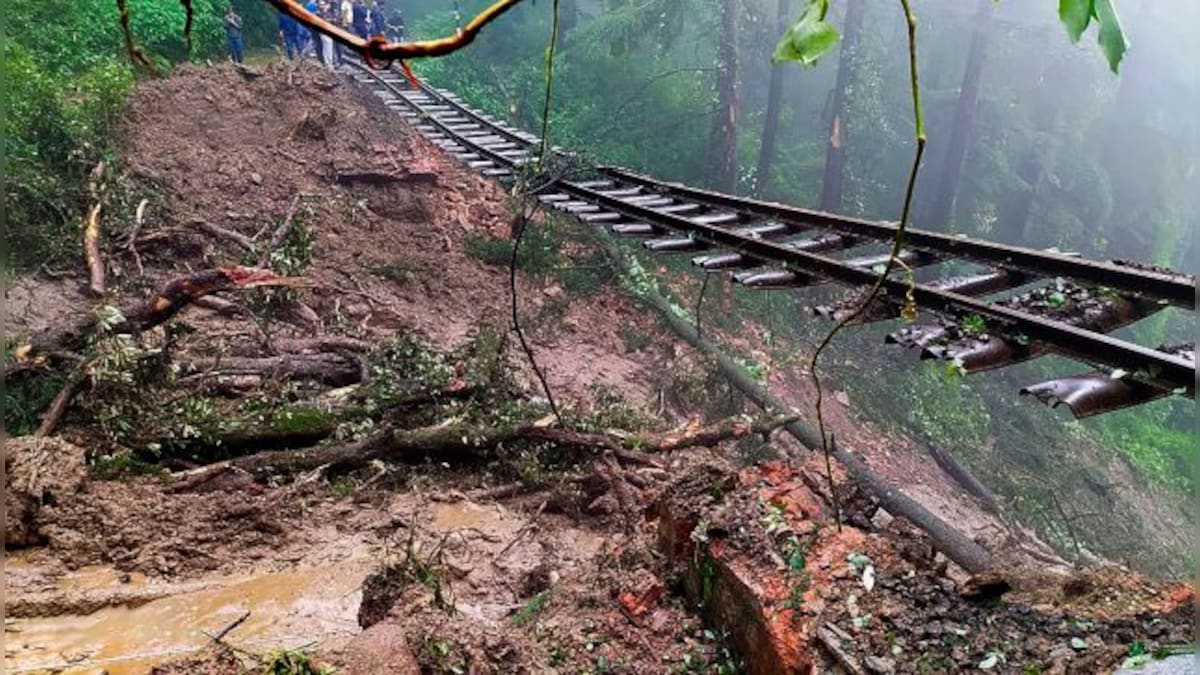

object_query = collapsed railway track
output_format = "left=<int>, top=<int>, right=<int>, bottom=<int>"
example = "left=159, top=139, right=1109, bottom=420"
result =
left=348, top=61, right=1195, bottom=419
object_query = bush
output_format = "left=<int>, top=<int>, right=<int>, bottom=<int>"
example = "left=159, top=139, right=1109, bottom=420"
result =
left=3, top=0, right=273, bottom=270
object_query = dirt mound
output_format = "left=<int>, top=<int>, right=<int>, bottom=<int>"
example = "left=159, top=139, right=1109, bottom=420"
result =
left=37, top=477, right=295, bottom=576
left=5, top=436, right=88, bottom=547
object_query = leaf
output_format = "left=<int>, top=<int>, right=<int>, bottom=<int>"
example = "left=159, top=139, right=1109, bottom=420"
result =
left=846, top=552, right=871, bottom=569
left=773, top=0, right=839, bottom=67
left=978, top=652, right=1000, bottom=670
left=1058, top=0, right=1093, bottom=42
left=1092, top=0, right=1129, bottom=73
left=1070, top=637, right=1089, bottom=650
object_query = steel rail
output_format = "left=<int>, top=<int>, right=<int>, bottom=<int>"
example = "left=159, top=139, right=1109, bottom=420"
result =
left=555, top=180, right=1194, bottom=392
left=599, top=167, right=1196, bottom=309
left=349, top=62, right=1195, bottom=395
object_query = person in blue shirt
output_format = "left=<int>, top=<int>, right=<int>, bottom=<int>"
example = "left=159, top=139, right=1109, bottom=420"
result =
left=224, top=6, right=244, bottom=64
left=278, top=10, right=303, bottom=60
left=304, top=0, right=323, bottom=60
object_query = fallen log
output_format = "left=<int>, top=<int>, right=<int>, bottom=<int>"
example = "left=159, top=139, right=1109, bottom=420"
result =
left=21, top=267, right=304, bottom=355
left=176, top=412, right=796, bottom=480
left=595, top=233, right=996, bottom=574
left=926, top=440, right=1002, bottom=516
left=181, top=353, right=361, bottom=387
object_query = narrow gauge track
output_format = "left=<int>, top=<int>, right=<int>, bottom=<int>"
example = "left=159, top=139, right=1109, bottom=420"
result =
left=349, top=62, right=1195, bottom=417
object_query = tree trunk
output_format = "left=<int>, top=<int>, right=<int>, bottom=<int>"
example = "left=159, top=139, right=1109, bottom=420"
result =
left=818, top=0, right=865, bottom=212
left=751, top=0, right=790, bottom=197
left=923, top=0, right=994, bottom=230
left=708, top=0, right=740, bottom=192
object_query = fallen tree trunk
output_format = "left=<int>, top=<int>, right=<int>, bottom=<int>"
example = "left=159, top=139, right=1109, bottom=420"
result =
left=181, top=353, right=361, bottom=387
left=926, top=440, right=1002, bottom=516
left=595, top=234, right=995, bottom=574
left=22, top=267, right=304, bottom=355
left=176, top=412, right=797, bottom=481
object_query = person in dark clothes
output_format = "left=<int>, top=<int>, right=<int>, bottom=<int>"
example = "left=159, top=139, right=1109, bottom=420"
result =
left=224, top=6, right=244, bottom=63
left=351, top=0, right=371, bottom=39
left=369, top=1, right=386, bottom=37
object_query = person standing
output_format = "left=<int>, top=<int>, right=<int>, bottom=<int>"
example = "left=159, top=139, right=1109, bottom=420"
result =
left=351, top=0, right=371, bottom=40
left=224, top=6, right=244, bottom=64
left=339, top=0, right=354, bottom=62
left=278, top=10, right=302, bottom=59
left=387, top=8, right=406, bottom=42
left=369, top=1, right=386, bottom=37
left=304, top=0, right=323, bottom=61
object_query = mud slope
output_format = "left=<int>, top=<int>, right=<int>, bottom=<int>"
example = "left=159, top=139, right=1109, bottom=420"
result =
left=5, top=62, right=1192, bottom=675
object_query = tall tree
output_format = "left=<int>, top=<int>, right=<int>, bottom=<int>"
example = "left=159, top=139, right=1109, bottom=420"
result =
left=751, top=0, right=790, bottom=197
left=923, top=0, right=994, bottom=230
left=708, top=0, right=740, bottom=192
left=817, top=0, right=864, bottom=212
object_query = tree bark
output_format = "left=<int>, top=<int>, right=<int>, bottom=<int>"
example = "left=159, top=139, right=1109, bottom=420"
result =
left=751, top=0, right=790, bottom=197
left=923, top=0, right=994, bottom=230
left=818, top=0, right=865, bottom=212
left=925, top=441, right=1001, bottom=516
left=180, top=353, right=362, bottom=387
left=20, top=267, right=305, bottom=356
left=180, top=413, right=798, bottom=479
left=707, top=0, right=740, bottom=193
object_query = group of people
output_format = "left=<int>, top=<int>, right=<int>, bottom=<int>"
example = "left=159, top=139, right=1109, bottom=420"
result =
left=223, top=2, right=407, bottom=68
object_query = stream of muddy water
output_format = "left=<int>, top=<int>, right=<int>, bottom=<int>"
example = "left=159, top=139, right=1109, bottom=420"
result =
left=5, top=557, right=370, bottom=674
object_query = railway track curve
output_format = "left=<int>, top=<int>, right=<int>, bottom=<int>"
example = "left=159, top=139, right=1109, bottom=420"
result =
left=348, top=61, right=1195, bottom=419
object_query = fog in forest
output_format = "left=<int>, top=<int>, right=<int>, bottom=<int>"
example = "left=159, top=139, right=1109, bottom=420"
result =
left=397, top=0, right=1197, bottom=574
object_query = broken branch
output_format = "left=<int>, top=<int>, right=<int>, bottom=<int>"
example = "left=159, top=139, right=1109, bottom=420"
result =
left=83, top=161, right=107, bottom=296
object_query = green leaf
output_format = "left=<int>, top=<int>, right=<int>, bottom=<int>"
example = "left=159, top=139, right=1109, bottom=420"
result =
left=773, top=0, right=839, bottom=67
left=1058, top=0, right=1093, bottom=42
left=1092, top=0, right=1129, bottom=73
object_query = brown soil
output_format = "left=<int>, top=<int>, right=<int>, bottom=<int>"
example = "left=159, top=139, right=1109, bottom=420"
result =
left=4, top=61, right=1190, bottom=675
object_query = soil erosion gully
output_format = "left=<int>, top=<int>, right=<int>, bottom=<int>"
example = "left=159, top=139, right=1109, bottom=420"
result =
left=347, top=61, right=1195, bottom=419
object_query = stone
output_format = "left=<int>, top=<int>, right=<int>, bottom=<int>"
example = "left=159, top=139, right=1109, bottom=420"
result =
left=864, top=655, right=897, bottom=674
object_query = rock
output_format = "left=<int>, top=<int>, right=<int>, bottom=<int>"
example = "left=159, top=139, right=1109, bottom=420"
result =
left=5, top=436, right=88, bottom=548
left=870, top=508, right=894, bottom=531
left=326, top=622, right=419, bottom=674
left=249, top=172, right=263, bottom=185
left=864, top=655, right=897, bottom=674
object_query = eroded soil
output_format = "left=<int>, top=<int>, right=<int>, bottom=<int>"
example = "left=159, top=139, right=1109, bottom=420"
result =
left=5, top=61, right=1192, bottom=675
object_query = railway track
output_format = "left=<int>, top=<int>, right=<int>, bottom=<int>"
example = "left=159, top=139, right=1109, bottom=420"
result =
left=348, top=62, right=1195, bottom=418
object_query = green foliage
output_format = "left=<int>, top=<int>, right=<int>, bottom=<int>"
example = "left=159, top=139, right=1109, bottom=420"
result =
left=3, top=369, right=66, bottom=436
left=773, top=0, right=838, bottom=67
left=1058, top=0, right=1129, bottom=72
left=260, top=648, right=333, bottom=675
left=2, top=0, right=272, bottom=269
left=906, top=364, right=992, bottom=453
left=511, top=590, right=552, bottom=627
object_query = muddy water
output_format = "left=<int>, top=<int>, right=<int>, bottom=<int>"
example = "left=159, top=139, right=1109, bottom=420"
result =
left=5, top=559, right=371, bottom=674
